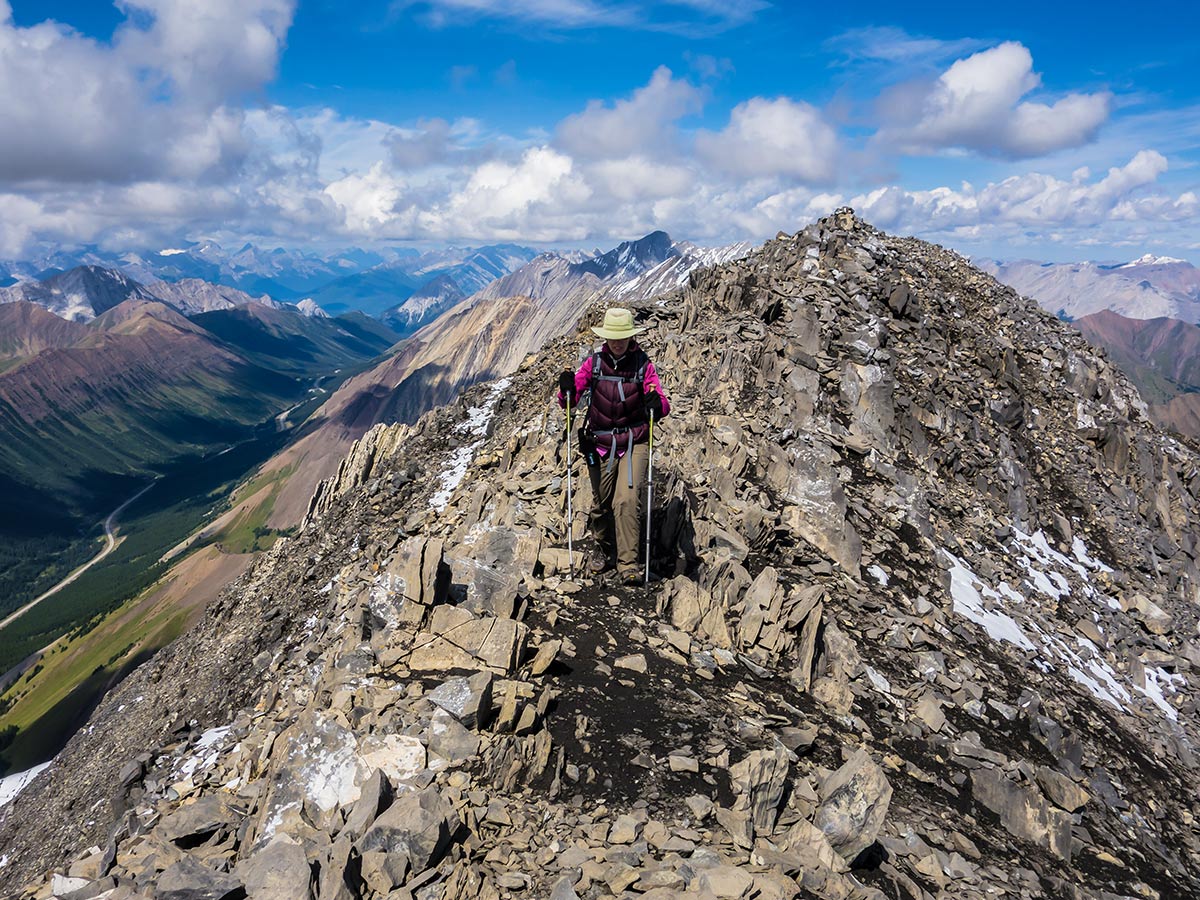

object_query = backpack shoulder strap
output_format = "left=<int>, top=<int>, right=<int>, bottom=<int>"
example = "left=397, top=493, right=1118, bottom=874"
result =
left=635, top=349, right=649, bottom=387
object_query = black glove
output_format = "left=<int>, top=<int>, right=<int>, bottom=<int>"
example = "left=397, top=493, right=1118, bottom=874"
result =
left=644, top=390, right=664, bottom=419
left=558, top=370, right=577, bottom=404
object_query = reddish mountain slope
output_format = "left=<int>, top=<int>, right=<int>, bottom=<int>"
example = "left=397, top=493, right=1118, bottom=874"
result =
left=0, top=302, right=89, bottom=372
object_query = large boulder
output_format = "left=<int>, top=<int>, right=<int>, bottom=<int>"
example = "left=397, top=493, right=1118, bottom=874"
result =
left=356, top=786, right=460, bottom=873
left=813, top=748, right=893, bottom=861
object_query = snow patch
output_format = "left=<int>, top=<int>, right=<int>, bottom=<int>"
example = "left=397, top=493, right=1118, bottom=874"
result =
left=176, top=726, right=232, bottom=780
left=1120, top=253, right=1187, bottom=268
left=0, top=762, right=52, bottom=808
left=304, top=730, right=363, bottom=812
left=1139, top=667, right=1185, bottom=721
left=431, top=378, right=510, bottom=511
left=942, top=550, right=1036, bottom=651
left=1071, top=536, right=1112, bottom=573
left=868, top=564, right=889, bottom=586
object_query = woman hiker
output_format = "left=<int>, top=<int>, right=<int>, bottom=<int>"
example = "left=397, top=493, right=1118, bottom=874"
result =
left=557, top=307, right=671, bottom=584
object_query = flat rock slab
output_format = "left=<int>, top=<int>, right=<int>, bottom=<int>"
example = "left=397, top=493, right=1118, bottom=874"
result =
left=156, top=855, right=244, bottom=900
left=426, top=671, right=494, bottom=728
left=409, top=606, right=528, bottom=675
left=357, top=786, right=460, bottom=873
left=971, top=767, right=1073, bottom=861
left=446, top=524, right=541, bottom=619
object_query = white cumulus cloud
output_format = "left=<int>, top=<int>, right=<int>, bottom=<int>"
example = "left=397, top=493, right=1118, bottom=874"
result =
left=849, top=151, right=1180, bottom=246
left=556, top=66, right=704, bottom=161
left=0, top=0, right=294, bottom=185
left=876, top=42, right=1111, bottom=159
left=695, top=97, right=841, bottom=183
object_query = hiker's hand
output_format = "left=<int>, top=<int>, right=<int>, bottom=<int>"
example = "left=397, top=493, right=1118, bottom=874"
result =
left=558, top=371, right=576, bottom=404
left=644, top=389, right=663, bottom=419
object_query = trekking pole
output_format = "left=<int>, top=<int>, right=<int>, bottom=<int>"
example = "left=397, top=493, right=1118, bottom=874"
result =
left=644, top=409, right=654, bottom=585
left=566, top=393, right=575, bottom=579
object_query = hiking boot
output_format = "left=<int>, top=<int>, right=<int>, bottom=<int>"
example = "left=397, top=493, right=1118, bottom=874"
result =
left=588, top=551, right=614, bottom=575
left=619, top=568, right=642, bottom=585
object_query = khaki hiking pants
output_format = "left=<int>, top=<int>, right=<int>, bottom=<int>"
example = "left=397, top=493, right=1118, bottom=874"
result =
left=587, top=444, right=649, bottom=575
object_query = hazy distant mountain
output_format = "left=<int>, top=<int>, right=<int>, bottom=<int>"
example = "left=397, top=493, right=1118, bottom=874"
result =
left=295, top=299, right=328, bottom=318
left=190, top=304, right=398, bottom=377
left=981, top=254, right=1200, bottom=322
left=0, top=292, right=396, bottom=550
left=380, top=273, right=464, bottom=337
left=0, top=302, right=89, bottom=372
left=142, top=278, right=284, bottom=316
left=1072, top=308, right=1200, bottom=443
left=1, top=241, right=536, bottom=318
left=317, top=243, right=539, bottom=321
left=0, top=300, right=297, bottom=528
left=306, top=267, right=422, bottom=318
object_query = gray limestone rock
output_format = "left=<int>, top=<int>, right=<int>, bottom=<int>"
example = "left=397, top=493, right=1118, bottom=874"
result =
left=357, top=786, right=460, bottom=873
left=814, top=748, right=893, bottom=861
left=426, top=671, right=494, bottom=729
left=408, top=606, right=528, bottom=674
left=158, top=796, right=239, bottom=845
left=342, top=769, right=395, bottom=843
left=770, top=441, right=862, bottom=574
left=970, top=767, right=1073, bottom=861
left=233, top=834, right=314, bottom=900
left=729, top=746, right=791, bottom=833
left=155, top=856, right=244, bottom=900
left=446, top=525, right=540, bottom=619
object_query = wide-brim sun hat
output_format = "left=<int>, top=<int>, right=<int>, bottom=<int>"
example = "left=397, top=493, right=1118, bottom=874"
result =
left=591, top=307, right=646, bottom=340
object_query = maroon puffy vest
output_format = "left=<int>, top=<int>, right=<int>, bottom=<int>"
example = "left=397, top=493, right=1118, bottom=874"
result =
left=586, top=344, right=651, bottom=447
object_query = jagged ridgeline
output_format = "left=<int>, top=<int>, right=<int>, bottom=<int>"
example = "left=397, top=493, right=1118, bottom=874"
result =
left=4, top=210, right=1199, bottom=898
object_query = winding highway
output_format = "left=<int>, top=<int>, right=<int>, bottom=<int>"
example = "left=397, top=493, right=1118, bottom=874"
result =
left=0, top=482, right=156, bottom=632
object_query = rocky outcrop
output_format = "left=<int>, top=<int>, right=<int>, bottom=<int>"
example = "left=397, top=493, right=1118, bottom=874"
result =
left=4, top=210, right=1200, bottom=899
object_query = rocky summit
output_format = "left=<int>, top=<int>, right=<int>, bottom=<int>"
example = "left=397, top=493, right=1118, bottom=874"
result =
left=3, top=209, right=1199, bottom=900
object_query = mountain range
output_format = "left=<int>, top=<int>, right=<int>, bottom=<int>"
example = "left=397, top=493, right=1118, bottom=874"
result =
left=0, top=228, right=752, bottom=773
left=982, top=254, right=1200, bottom=322
left=0, top=241, right=541, bottom=321
left=0, top=266, right=323, bottom=323
left=251, top=230, right=753, bottom=533
left=5, top=210, right=1200, bottom=897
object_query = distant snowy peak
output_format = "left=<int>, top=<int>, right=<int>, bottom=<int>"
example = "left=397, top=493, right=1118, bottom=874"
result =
left=571, top=231, right=677, bottom=281
left=0, top=266, right=328, bottom=323
left=1121, top=253, right=1190, bottom=269
left=611, top=238, right=755, bottom=301
left=409, top=244, right=540, bottom=296
left=147, top=278, right=275, bottom=315
left=294, top=299, right=329, bottom=318
left=983, top=256, right=1200, bottom=323
left=0, top=266, right=158, bottom=322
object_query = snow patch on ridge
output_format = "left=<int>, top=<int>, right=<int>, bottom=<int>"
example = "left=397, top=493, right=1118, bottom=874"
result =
left=942, top=533, right=1185, bottom=719
left=942, top=550, right=1035, bottom=650
left=430, top=378, right=511, bottom=511
left=176, top=726, right=233, bottom=780
left=0, top=762, right=52, bottom=809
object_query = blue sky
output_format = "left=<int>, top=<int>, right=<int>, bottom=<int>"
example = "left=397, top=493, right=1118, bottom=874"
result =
left=1, top=0, right=1198, bottom=261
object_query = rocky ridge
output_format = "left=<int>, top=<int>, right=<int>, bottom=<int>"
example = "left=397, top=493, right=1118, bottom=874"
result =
left=3, top=210, right=1199, bottom=900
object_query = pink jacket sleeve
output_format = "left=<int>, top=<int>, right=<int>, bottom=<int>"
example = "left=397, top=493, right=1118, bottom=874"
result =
left=557, top=356, right=594, bottom=407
